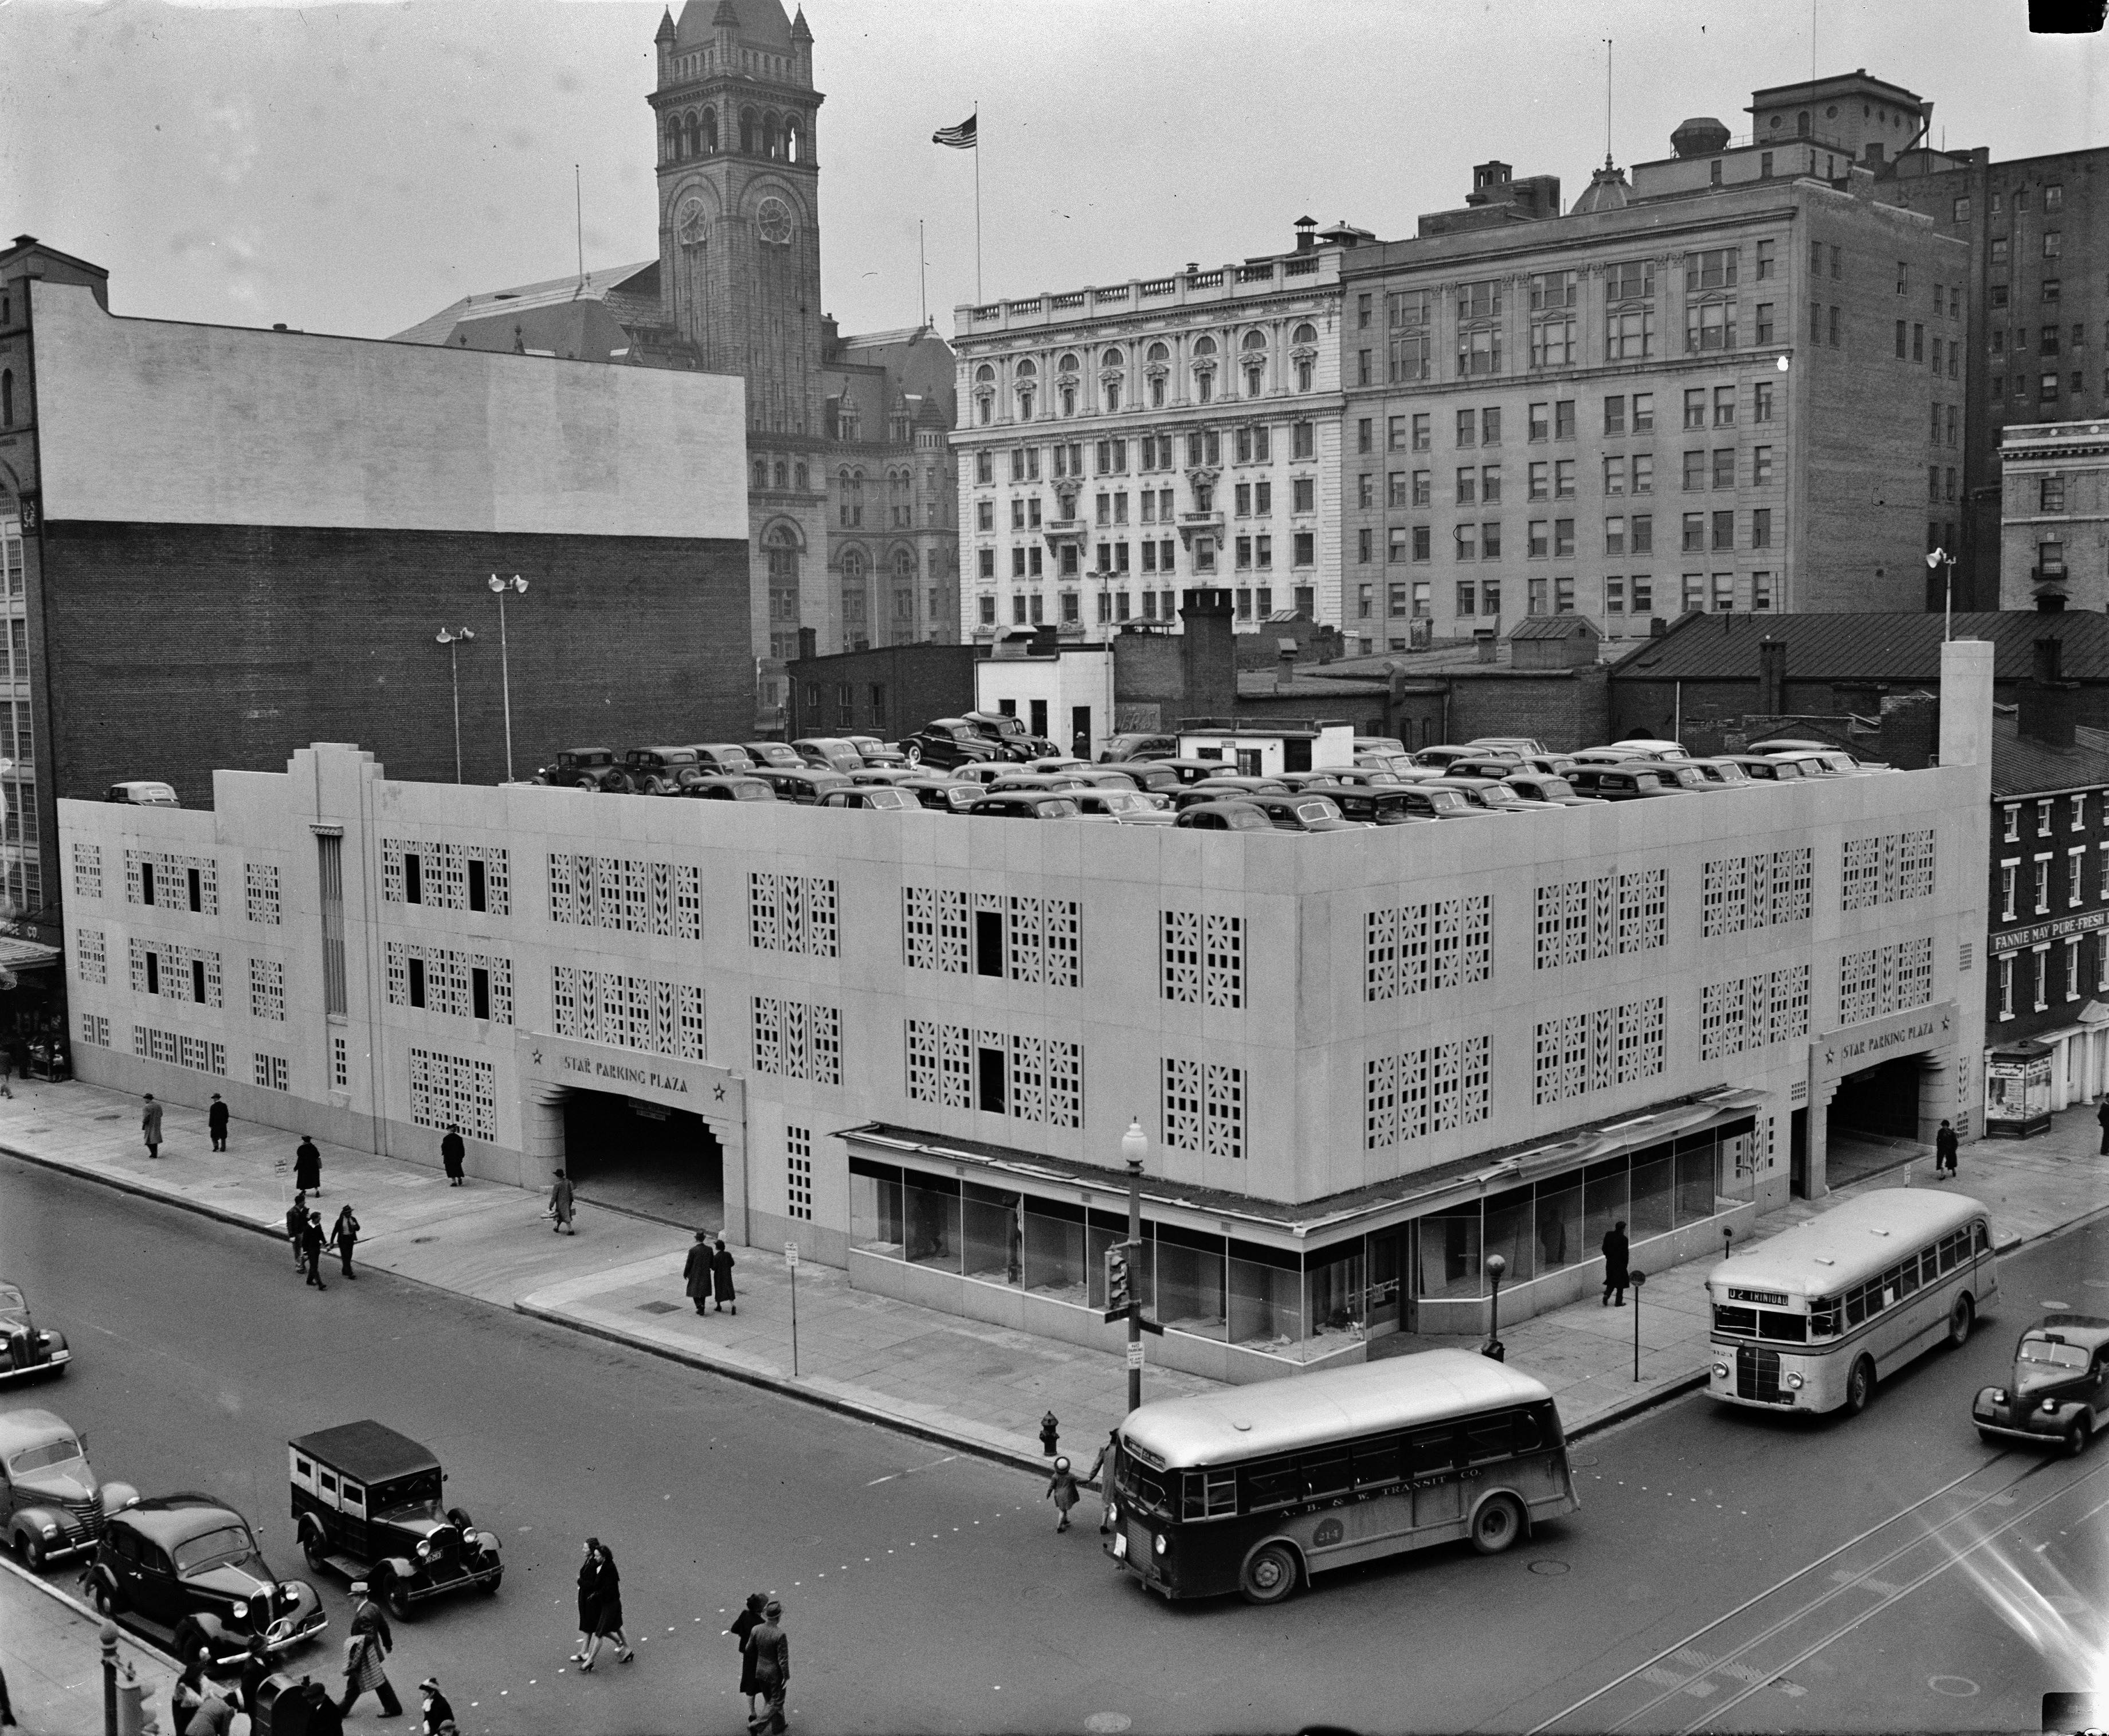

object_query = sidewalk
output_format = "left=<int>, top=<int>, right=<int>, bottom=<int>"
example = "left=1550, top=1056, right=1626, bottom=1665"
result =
left=3, top=1077, right=2105, bottom=1478
left=1, top=1557, right=177, bottom=1736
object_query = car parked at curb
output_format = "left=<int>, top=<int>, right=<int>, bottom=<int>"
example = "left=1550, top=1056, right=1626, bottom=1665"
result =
left=1973, top=1315, right=2109, bottom=1454
left=1, top=1409, right=136, bottom=1570
left=87, top=1495, right=327, bottom=1667
left=290, top=1421, right=502, bottom=1619
left=531, top=747, right=628, bottom=791
left=0, top=1282, right=69, bottom=1384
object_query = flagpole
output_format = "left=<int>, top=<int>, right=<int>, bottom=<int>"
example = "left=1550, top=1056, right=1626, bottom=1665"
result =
left=973, top=106, right=982, bottom=303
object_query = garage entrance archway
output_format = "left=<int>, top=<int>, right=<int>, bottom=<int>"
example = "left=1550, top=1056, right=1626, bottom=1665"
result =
left=561, top=1090, right=723, bottom=1227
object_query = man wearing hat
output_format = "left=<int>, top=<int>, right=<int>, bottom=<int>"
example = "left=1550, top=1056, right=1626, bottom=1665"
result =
left=417, top=1675, right=456, bottom=1736
left=745, top=1598, right=789, bottom=1735
left=338, top=1581, right=402, bottom=1720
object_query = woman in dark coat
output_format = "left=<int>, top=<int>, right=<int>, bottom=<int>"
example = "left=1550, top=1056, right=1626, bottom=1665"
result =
left=579, top=1542, right=633, bottom=1670
left=730, top=1592, right=766, bottom=1722
left=570, top=1539, right=599, bottom=1663
left=441, top=1126, right=467, bottom=1185
left=1600, top=1220, right=1631, bottom=1307
left=683, top=1231, right=713, bottom=1315
left=294, top=1135, right=323, bottom=1196
left=711, top=1237, right=737, bottom=1315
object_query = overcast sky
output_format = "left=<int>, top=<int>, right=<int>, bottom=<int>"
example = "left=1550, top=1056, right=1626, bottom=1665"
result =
left=3, top=0, right=2104, bottom=346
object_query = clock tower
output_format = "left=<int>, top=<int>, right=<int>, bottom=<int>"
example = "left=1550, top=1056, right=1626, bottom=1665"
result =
left=650, top=0, right=833, bottom=674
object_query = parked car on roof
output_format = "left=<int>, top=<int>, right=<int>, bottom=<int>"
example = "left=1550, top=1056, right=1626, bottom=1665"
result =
left=1246, top=794, right=1367, bottom=833
left=1714, top=753, right=1806, bottom=782
left=1503, top=772, right=1604, bottom=807
left=1174, top=801, right=1275, bottom=832
left=290, top=1421, right=502, bottom=1618
left=1274, top=771, right=1348, bottom=794
left=1154, top=757, right=1234, bottom=786
left=845, top=735, right=907, bottom=767
left=965, top=791, right=1087, bottom=821
left=743, top=741, right=804, bottom=770
left=0, top=1282, right=69, bottom=1384
left=1354, top=736, right=1411, bottom=761
left=685, top=743, right=756, bottom=775
left=1097, top=761, right=1182, bottom=796
left=1332, top=766, right=1409, bottom=789
left=1605, top=738, right=1692, bottom=761
left=817, top=785, right=919, bottom=812
left=747, top=767, right=853, bottom=805
left=846, top=766, right=919, bottom=785
left=987, top=773, right=1093, bottom=795
left=531, top=747, right=628, bottom=791
left=1684, top=757, right=1753, bottom=786
left=962, top=710, right=1059, bottom=761
left=1026, top=757, right=1094, bottom=774
left=1, top=1408, right=136, bottom=1570
left=1750, top=740, right=1876, bottom=775
left=681, top=774, right=777, bottom=802
left=1428, top=776, right=1549, bottom=814
left=1171, top=780, right=1289, bottom=813
left=898, top=775, right=982, bottom=812
left=1565, top=763, right=1686, bottom=801
left=88, top=1495, right=327, bottom=1667
left=792, top=738, right=867, bottom=775
left=1074, top=789, right=1174, bottom=824
left=1445, top=756, right=1538, bottom=782
left=1328, top=787, right=1439, bottom=826
left=1973, top=1314, right=2109, bottom=1454
left=1463, top=736, right=1551, bottom=757
left=1410, top=744, right=1485, bottom=770
left=1650, top=762, right=1735, bottom=794
left=622, top=746, right=704, bottom=794
left=104, top=781, right=179, bottom=808
left=1098, top=732, right=1178, bottom=763
left=903, top=718, right=1003, bottom=769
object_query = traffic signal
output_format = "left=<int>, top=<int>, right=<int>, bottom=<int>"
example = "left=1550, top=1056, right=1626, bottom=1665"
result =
left=1106, top=1242, right=1132, bottom=1314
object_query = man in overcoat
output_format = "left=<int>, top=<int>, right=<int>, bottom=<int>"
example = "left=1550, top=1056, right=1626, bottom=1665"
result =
left=684, top=1231, right=714, bottom=1314
left=338, top=1583, right=403, bottom=1720
left=1601, top=1220, right=1631, bottom=1307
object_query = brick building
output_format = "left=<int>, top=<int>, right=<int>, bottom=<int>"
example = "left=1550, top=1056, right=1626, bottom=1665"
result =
left=0, top=238, right=750, bottom=936
left=1338, top=77, right=1968, bottom=648
left=60, top=645, right=1993, bottom=1379
left=1997, top=419, right=2109, bottom=611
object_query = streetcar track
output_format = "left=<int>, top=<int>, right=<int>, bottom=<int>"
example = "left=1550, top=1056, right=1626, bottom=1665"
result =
left=1523, top=1448, right=2098, bottom=1735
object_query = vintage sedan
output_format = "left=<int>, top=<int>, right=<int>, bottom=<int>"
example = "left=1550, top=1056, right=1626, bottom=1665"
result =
left=681, top=774, right=778, bottom=804
left=291, top=1422, right=501, bottom=1619
left=902, top=718, right=1005, bottom=770
left=88, top=1495, right=327, bottom=1666
left=1173, top=800, right=1276, bottom=832
left=816, top=785, right=919, bottom=812
left=746, top=767, right=853, bottom=805
left=621, top=745, right=704, bottom=794
left=844, top=735, right=907, bottom=767
left=1, top=1409, right=136, bottom=1570
left=1973, top=1315, right=2109, bottom=1455
left=791, top=738, right=867, bottom=775
left=0, top=1282, right=70, bottom=1384
left=531, top=747, right=629, bottom=792
left=743, top=741, right=806, bottom=771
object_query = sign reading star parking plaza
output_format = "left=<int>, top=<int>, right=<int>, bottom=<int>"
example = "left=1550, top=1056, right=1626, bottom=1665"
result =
left=518, top=1030, right=744, bottom=1121
left=1810, top=999, right=1957, bottom=1086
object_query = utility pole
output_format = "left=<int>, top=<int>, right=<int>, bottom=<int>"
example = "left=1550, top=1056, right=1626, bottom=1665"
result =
left=1105, top=1120, right=1160, bottom=1416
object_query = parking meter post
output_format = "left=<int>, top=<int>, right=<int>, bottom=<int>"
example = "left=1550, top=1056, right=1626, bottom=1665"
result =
left=1631, top=1269, right=1648, bottom=1381
left=100, top=1620, right=117, bottom=1736
left=785, top=1241, right=799, bottom=1378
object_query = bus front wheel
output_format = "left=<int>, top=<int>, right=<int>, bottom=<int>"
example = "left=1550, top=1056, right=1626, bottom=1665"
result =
left=1947, top=1292, right=1974, bottom=1348
left=1843, top=1355, right=1876, bottom=1416
left=1239, top=1542, right=1299, bottom=1605
left=1471, top=1494, right=1524, bottom=1555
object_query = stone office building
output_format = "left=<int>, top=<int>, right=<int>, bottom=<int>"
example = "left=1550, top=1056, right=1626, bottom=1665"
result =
left=60, top=642, right=1993, bottom=1383
left=1338, top=79, right=1967, bottom=649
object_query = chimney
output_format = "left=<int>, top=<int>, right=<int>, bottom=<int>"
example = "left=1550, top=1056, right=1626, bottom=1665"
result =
left=1276, top=640, right=1298, bottom=693
left=795, top=626, right=818, bottom=663
left=1293, top=215, right=1317, bottom=254
left=1474, top=628, right=1498, bottom=664
left=1178, top=589, right=1237, bottom=720
left=1757, top=637, right=1786, bottom=716
left=1030, top=622, right=1058, bottom=657
left=2019, top=634, right=2077, bottom=749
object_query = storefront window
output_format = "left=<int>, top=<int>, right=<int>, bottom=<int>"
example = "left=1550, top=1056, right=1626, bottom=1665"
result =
left=903, top=1174, right=961, bottom=1270
left=962, top=1181, right=1022, bottom=1286
left=1582, top=1156, right=1628, bottom=1255
left=1719, top=1129, right=1757, bottom=1201
left=1483, top=1184, right=1535, bottom=1287
left=1230, top=1241, right=1302, bottom=1350
left=1535, top=1180, right=1582, bottom=1273
left=1304, top=1240, right=1366, bottom=1346
left=849, top=1158, right=904, bottom=1256
left=1155, top=1223, right=1226, bottom=1339
left=1366, top=1228, right=1402, bottom=1327
left=1628, top=1144, right=1675, bottom=1240
left=1419, top=1206, right=1483, bottom=1299
left=1674, top=1133, right=1719, bottom=1226
left=1021, top=1198, right=1087, bottom=1303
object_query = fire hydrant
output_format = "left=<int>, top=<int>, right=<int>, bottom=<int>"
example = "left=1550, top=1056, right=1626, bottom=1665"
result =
left=115, top=1657, right=155, bottom=1735
left=1038, top=1410, right=1060, bottom=1457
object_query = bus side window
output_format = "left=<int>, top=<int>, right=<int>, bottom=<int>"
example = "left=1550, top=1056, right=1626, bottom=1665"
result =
left=1974, top=1220, right=1992, bottom=1255
left=1810, top=1296, right=1841, bottom=1337
left=1937, top=1232, right=1961, bottom=1273
left=1463, top=1415, right=1515, bottom=1464
left=1512, top=1408, right=1544, bottom=1454
left=1406, top=1428, right=1456, bottom=1476
left=1845, top=1284, right=1871, bottom=1327
left=1533, top=1401, right=1565, bottom=1448
left=1352, top=1440, right=1404, bottom=1488
left=1918, top=1246, right=1941, bottom=1286
left=1182, top=1469, right=1236, bottom=1520
left=1242, top=1458, right=1300, bottom=1512
left=1300, top=1449, right=1353, bottom=1500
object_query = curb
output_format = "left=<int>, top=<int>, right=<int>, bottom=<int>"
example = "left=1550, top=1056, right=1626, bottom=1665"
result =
left=0, top=1140, right=285, bottom=1245
left=1566, top=1370, right=1713, bottom=1441
left=0, top=1551, right=182, bottom=1672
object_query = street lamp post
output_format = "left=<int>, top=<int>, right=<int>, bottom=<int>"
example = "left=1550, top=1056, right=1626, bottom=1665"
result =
left=1630, top=1268, right=1649, bottom=1381
left=435, top=628, right=475, bottom=783
left=1122, top=1119, right=1147, bottom=1414
left=1925, top=547, right=1958, bottom=642
left=486, top=574, right=529, bottom=781
left=1481, top=1253, right=1507, bottom=1362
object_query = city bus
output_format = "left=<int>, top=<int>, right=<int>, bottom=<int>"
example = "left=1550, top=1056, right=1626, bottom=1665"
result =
left=1103, top=1349, right=1577, bottom=1604
left=1704, top=1188, right=1997, bottom=1418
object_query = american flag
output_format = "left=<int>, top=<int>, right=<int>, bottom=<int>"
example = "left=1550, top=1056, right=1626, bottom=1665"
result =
left=931, top=113, right=977, bottom=150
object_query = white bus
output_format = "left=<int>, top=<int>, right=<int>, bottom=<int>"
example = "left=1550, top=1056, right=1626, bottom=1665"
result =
left=1704, top=1188, right=1997, bottom=1417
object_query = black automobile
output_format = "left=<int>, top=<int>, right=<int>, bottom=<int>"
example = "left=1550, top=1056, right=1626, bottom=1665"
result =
left=0, top=1282, right=70, bottom=1384
left=290, top=1422, right=502, bottom=1619
left=962, top=710, right=1059, bottom=761
left=747, top=767, right=853, bottom=805
left=1328, top=787, right=1438, bottom=826
left=897, top=775, right=982, bottom=812
left=1245, top=794, right=1367, bottom=833
left=681, top=775, right=778, bottom=803
left=1563, top=763, right=1688, bottom=801
left=1097, top=733, right=1178, bottom=763
left=903, top=718, right=1004, bottom=770
left=1714, top=754, right=1806, bottom=783
left=964, top=791, right=1086, bottom=820
left=685, top=743, right=756, bottom=775
left=1173, top=800, right=1275, bottom=832
left=845, top=735, right=908, bottom=767
left=621, top=746, right=704, bottom=795
left=743, top=742, right=805, bottom=771
left=1973, top=1315, right=2109, bottom=1455
left=817, top=785, right=919, bottom=812
left=532, top=747, right=629, bottom=792
left=791, top=738, right=867, bottom=775
left=88, top=1495, right=327, bottom=1666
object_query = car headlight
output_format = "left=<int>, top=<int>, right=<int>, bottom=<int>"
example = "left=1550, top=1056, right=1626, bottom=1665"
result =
left=280, top=1583, right=299, bottom=1601
left=1991, top=1389, right=2008, bottom=1405
left=1785, top=1373, right=1805, bottom=1389
left=231, top=1601, right=249, bottom=1620
left=41, top=1523, right=59, bottom=1538
left=415, top=1539, right=432, bottom=1559
left=1712, top=1362, right=1730, bottom=1378
left=2043, top=1398, right=2060, bottom=1414
left=1153, top=1533, right=1166, bottom=1556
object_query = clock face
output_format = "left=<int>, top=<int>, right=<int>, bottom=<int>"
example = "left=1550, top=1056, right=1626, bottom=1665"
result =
left=675, top=198, right=708, bottom=245
left=756, top=196, right=794, bottom=246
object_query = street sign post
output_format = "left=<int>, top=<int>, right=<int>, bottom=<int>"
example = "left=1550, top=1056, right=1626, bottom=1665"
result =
left=786, top=1241, right=799, bottom=1377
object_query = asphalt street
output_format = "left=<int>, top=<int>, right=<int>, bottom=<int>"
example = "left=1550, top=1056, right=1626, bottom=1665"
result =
left=2, top=1150, right=2102, bottom=1735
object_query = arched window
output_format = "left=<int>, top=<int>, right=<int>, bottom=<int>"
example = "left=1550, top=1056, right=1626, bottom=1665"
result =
left=665, top=122, right=683, bottom=162
left=774, top=460, right=787, bottom=490
left=1017, top=358, right=1038, bottom=377
left=850, top=469, right=866, bottom=527
left=1193, top=335, right=1217, bottom=405
left=1, top=370, right=11, bottom=428
left=1102, top=347, right=1125, bottom=370
left=754, top=459, right=769, bottom=491
left=1015, top=356, right=1037, bottom=422
left=975, top=364, right=996, bottom=384
left=794, top=462, right=809, bottom=491
left=1057, top=352, right=1079, bottom=375
left=763, top=114, right=781, bottom=158
left=1796, top=111, right=1811, bottom=137
left=1292, top=323, right=1316, bottom=346
left=740, top=108, right=758, bottom=152
left=1146, top=341, right=1169, bottom=409
left=785, top=120, right=802, bottom=163
left=765, top=524, right=801, bottom=655
left=1193, top=336, right=1217, bottom=358
left=1241, top=329, right=1267, bottom=398
left=1057, top=352, right=1079, bottom=417
left=975, top=363, right=995, bottom=425
left=703, top=108, right=718, bottom=151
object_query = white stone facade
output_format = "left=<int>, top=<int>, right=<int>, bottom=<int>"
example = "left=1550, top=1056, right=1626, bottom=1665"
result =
left=1998, top=420, right=2109, bottom=610
left=59, top=646, right=1992, bottom=1381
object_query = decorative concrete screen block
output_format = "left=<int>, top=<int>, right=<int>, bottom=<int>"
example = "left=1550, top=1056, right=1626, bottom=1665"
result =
left=1844, top=829, right=1938, bottom=911
left=1365, top=896, right=1492, bottom=1000
left=550, top=966, right=702, bottom=1060
left=253, top=1052, right=289, bottom=1092
left=77, top=1012, right=110, bottom=1049
left=134, top=1025, right=225, bottom=1076
left=1007, top=896, right=1081, bottom=988
left=1161, top=910, right=1242, bottom=1006
left=904, top=1019, right=973, bottom=1108
left=72, top=841, right=101, bottom=900
left=1699, top=964, right=1810, bottom=1060
left=550, top=855, right=695, bottom=935
left=382, top=840, right=511, bottom=916
left=385, top=941, right=513, bottom=1024
left=129, top=939, right=222, bottom=1008
left=1534, top=871, right=1665, bottom=970
left=905, top=1020, right=1079, bottom=1126
left=249, top=957, right=285, bottom=1022
left=1535, top=995, right=1666, bottom=1104
left=75, top=927, right=105, bottom=985
left=1162, top=1055, right=1245, bottom=1159
left=1702, top=847, right=1814, bottom=936
left=245, top=863, right=282, bottom=926
left=787, top=1125, right=814, bottom=1222
left=124, top=849, right=217, bottom=914
left=748, top=873, right=839, bottom=957
left=408, top=1046, right=496, bottom=1142
left=1365, top=1032, right=1493, bottom=1150
left=902, top=887, right=971, bottom=973
left=751, top=998, right=843, bottom=1086
left=1838, top=935, right=1936, bottom=1026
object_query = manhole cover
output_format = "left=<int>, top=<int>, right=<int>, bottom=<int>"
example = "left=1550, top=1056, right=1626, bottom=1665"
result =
left=1084, top=1717, right=1132, bottom=1734
left=2082, top=1279, right=2109, bottom=1290
left=636, top=1300, right=681, bottom=1315
left=1570, top=1453, right=1600, bottom=1469
left=1928, top=1676, right=1979, bottom=1698
left=93, top=1113, right=123, bottom=1122
left=1527, top=1560, right=1571, bottom=1576
left=979, top=1363, right=1016, bottom=1378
